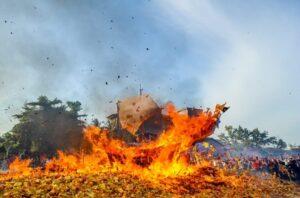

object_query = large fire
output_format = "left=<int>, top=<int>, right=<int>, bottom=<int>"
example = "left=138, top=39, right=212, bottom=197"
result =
left=0, top=103, right=296, bottom=197
left=2, top=103, right=224, bottom=179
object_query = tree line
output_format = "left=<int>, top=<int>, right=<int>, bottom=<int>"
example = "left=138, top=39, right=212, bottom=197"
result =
left=218, top=125, right=287, bottom=149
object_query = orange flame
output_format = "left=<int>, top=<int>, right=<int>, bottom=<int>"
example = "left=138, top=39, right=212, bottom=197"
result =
left=6, top=158, right=32, bottom=178
left=3, top=103, right=224, bottom=180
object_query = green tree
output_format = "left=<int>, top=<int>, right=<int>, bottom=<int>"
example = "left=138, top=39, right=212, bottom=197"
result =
left=275, top=139, right=287, bottom=149
left=219, top=126, right=252, bottom=146
left=218, top=125, right=286, bottom=148
left=0, top=96, right=86, bottom=164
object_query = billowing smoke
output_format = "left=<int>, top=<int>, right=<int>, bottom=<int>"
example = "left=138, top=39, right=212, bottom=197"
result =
left=0, top=0, right=202, bottom=132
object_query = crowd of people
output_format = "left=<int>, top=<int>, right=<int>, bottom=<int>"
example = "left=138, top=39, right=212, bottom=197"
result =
left=1, top=143, right=300, bottom=183
left=218, top=155, right=299, bottom=181
left=195, top=146, right=300, bottom=183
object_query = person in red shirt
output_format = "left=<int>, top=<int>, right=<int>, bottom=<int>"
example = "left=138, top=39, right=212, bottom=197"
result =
left=252, top=156, right=261, bottom=171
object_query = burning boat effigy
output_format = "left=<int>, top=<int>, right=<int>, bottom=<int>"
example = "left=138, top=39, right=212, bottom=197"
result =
left=41, top=94, right=227, bottom=174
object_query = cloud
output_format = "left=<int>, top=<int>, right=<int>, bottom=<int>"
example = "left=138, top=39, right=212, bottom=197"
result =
left=0, top=0, right=203, bottom=132
left=156, top=0, right=300, bottom=144
left=0, top=0, right=299, bottom=144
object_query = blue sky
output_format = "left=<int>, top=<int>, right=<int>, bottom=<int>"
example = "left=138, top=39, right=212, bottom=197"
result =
left=0, top=0, right=299, bottom=144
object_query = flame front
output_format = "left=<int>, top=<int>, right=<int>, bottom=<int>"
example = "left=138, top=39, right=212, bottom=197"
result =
left=4, top=103, right=224, bottom=180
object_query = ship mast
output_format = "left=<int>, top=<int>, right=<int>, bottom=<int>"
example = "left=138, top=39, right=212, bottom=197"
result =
left=139, top=84, right=143, bottom=96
